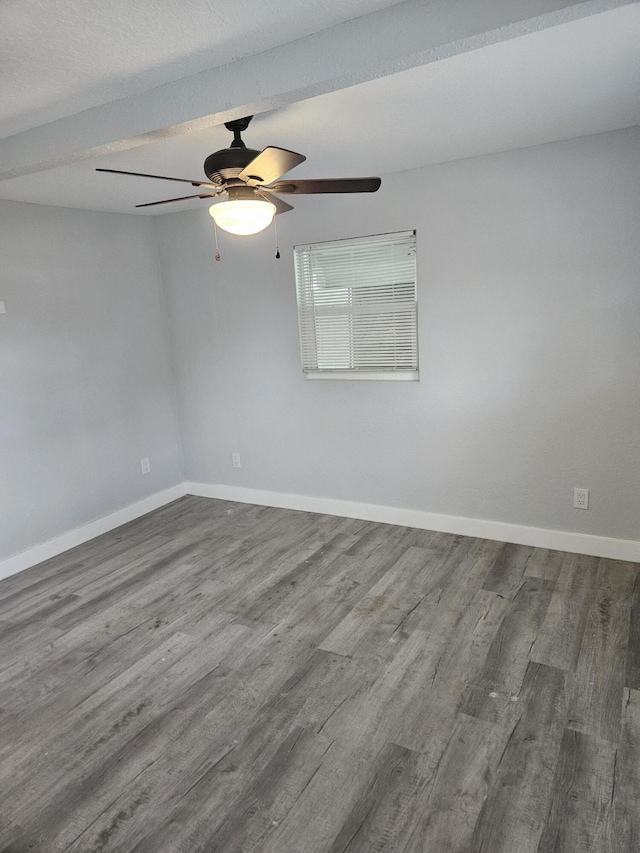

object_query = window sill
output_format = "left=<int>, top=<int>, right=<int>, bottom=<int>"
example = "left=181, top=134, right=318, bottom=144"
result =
left=303, top=371, right=419, bottom=382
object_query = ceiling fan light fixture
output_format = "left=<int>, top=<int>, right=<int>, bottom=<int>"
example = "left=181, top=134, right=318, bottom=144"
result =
left=208, top=198, right=276, bottom=236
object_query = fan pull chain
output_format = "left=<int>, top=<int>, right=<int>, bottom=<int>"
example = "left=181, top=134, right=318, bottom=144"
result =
left=274, top=216, right=280, bottom=259
left=213, top=220, right=221, bottom=261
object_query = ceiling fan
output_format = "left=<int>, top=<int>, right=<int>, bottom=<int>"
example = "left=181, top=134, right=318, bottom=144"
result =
left=97, top=115, right=381, bottom=235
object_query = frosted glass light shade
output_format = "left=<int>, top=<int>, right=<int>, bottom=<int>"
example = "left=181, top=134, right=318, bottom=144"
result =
left=208, top=199, right=276, bottom=235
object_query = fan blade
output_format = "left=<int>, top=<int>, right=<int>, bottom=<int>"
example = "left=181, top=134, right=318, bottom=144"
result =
left=135, top=193, right=221, bottom=209
left=258, top=191, right=293, bottom=215
left=270, top=177, right=381, bottom=194
left=97, top=168, right=220, bottom=190
left=238, top=147, right=305, bottom=186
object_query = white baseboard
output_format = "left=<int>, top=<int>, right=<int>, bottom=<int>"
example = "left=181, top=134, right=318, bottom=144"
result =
left=187, top=482, right=640, bottom=563
left=3, top=480, right=637, bottom=583
left=0, top=484, right=188, bottom=581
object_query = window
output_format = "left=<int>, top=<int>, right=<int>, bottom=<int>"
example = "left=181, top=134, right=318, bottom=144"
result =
left=294, top=230, right=418, bottom=380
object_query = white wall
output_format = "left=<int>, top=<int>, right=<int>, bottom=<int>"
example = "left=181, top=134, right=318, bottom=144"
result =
left=157, top=127, right=640, bottom=542
left=0, top=201, right=183, bottom=561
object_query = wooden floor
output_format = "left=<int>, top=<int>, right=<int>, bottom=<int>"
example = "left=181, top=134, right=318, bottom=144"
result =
left=1, top=497, right=639, bottom=852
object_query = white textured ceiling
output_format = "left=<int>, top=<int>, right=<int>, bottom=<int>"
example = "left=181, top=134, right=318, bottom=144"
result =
left=0, top=2, right=638, bottom=214
left=0, top=0, right=399, bottom=138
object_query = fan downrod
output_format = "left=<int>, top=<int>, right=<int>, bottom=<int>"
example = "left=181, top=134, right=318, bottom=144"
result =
left=224, top=116, right=253, bottom=148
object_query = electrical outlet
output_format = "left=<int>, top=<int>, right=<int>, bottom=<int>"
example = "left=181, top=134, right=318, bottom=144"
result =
left=573, top=487, right=589, bottom=510
left=231, top=452, right=242, bottom=469
left=141, top=457, right=151, bottom=475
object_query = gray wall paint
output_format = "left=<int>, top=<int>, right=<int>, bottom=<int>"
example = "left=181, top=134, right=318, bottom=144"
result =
left=0, top=201, right=183, bottom=560
left=158, top=127, right=640, bottom=541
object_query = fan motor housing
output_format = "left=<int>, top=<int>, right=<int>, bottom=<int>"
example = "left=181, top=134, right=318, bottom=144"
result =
left=204, top=147, right=261, bottom=184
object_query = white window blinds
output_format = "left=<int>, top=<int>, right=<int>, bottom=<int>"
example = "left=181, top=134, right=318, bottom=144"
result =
left=294, top=230, right=418, bottom=379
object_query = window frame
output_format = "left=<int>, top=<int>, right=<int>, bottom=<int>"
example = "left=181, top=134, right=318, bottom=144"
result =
left=293, top=230, right=419, bottom=382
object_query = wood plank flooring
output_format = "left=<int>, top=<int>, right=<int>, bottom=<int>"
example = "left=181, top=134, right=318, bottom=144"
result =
left=0, top=495, right=638, bottom=852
